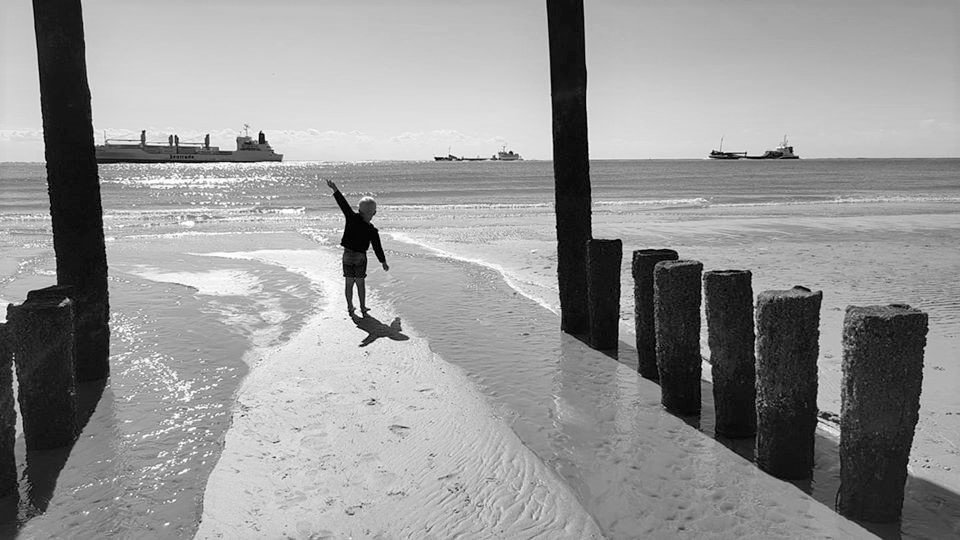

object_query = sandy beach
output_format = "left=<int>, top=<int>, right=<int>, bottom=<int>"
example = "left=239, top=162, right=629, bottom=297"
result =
left=195, top=249, right=603, bottom=539
left=195, top=247, right=872, bottom=539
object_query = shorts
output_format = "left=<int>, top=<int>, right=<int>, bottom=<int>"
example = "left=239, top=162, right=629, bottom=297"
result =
left=342, top=249, right=368, bottom=278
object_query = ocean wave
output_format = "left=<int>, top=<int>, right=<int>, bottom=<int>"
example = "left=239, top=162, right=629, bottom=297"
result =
left=713, top=194, right=960, bottom=208
left=594, top=198, right=711, bottom=208
left=386, top=202, right=554, bottom=211
left=385, top=198, right=712, bottom=211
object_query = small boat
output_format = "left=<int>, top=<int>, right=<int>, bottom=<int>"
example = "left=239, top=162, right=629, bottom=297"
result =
left=96, top=124, right=282, bottom=163
left=708, top=137, right=746, bottom=160
left=744, top=135, right=800, bottom=159
left=491, top=145, right=522, bottom=161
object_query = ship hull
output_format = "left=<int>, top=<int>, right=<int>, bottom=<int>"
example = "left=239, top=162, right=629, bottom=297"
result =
left=95, top=147, right=282, bottom=164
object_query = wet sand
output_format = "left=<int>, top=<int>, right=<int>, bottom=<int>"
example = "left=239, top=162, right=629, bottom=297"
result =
left=196, top=249, right=602, bottom=538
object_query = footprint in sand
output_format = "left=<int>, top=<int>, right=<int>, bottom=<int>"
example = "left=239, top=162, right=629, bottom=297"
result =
left=388, top=424, right=410, bottom=437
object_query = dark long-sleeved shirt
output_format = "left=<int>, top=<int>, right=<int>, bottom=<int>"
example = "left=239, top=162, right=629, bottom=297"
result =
left=333, top=190, right=386, bottom=263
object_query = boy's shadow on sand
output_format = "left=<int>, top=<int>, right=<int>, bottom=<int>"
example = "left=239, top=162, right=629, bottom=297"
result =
left=351, top=313, right=410, bottom=347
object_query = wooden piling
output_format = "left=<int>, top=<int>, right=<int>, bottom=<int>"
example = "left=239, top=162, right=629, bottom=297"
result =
left=586, top=239, right=622, bottom=350
left=838, top=304, right=927, bottom=523
left=755, top=286, right=822, bottom=479
left=0, top=323, right=17, bottom=497
left=632, top=249, right=678, bottom=380
left=703, top=270, right=756, bottom=437
left=654, top=259, right=703, bottom=415
left=32, top=0, right=110, bottom=381
left=7, top=294, right=79, bottom=450
left=546, top=0, right=592, bottom=335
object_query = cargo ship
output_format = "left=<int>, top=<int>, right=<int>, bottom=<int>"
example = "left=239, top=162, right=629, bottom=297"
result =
left=708, top=135, right=799, bottom=160
left=95, top=125, right=282, bottom=163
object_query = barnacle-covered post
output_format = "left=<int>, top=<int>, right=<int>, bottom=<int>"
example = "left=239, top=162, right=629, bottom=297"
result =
left=632, top=249, right=678, bottom=380
left=838, top=304, right=927, bottom=522
left=703, top=270, right=756, bottom=437
left=755, top=286, right=822, bottom=479
left=654, top=259, right=703, bottom=415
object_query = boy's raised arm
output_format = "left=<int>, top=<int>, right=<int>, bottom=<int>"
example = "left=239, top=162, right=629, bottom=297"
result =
left=325, top=178, right=353, bottom=216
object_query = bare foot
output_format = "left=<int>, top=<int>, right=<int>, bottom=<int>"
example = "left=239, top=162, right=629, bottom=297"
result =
left=360, top=307, right=370, bottom=316
left=348, top=306, right=356, bottom=317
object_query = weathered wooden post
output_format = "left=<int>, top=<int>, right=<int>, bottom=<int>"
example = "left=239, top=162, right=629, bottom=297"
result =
left=755, top=286, right=822, bottom=479
left=632, top=249, right=679, bottom=380
left=838, top=304, right=927, bottom=522
left=703, top=270, right=756, bottom=437
left=546, top=0, right=592, bottom=335
left=586, top=239, right=622, bottom=350
left=32, top=0, right=110, bottom=381
left=7, top=294, right=80, bottom=450
left=654, top=259, right=703, bottom=415
left=0, top=323, right=17, bottom=497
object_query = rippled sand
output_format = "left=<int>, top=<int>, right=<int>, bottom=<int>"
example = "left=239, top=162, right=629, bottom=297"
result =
left=195, top=249, right=601, bottom=538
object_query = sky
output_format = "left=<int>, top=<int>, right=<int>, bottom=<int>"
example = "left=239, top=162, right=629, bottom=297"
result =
left=1, top=0, right=958, bottom=161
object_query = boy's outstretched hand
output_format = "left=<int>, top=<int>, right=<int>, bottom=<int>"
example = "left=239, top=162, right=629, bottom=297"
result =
left=325, top=178, right=338, bottom=191
left=382, top=262, right=390, bottom=271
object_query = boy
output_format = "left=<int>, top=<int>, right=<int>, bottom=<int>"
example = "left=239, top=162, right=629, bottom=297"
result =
left=326, top=179, right=389, bottom=317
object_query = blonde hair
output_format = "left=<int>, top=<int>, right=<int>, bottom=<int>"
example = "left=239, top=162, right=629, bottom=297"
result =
left=358, top=196, right=377, bottom=216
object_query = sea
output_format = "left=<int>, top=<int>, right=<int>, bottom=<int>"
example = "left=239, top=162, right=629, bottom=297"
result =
left=1, top=158, right=958, bottom=538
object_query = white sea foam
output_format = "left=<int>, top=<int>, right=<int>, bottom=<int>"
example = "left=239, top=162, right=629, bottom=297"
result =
left=130, top=267, right=262, bottom=297
left=713, top=194, right=960, bottom=208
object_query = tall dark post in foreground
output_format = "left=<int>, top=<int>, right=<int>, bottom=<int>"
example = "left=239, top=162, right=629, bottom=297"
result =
left=0, top=323, right=17, bottom=497
left=7, top=297, right=80, bottom=450
left=33, top=0, right=110, bottom=381
left=704, top=270, right=756, bottom=437
left=755, top=286, right=822, bottom=479
left=546, top=0, right=592, bottom=335
left=654, top=259, right=703, bottom=415
left=839, top=304, right=927, bottom=523
left=586, top=239, right=622, bottom=350
left=632, top=249, right=679, bottom=380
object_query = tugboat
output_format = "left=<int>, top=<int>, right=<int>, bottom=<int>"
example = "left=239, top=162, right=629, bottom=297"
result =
left=96, top=124, right=282, bottom=163
left=491, top=145, right=522, bottom=161
left=708, top=137, right=746, bottom=160
left=745, top=135, right=800, bottom=159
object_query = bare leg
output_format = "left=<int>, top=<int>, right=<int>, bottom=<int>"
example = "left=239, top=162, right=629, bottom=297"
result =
left=357, top=278, right=368, bottom=315
left=344, top=277, right=355, bottom=314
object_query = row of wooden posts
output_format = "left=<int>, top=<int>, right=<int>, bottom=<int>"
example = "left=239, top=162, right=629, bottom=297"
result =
left=583, top=241, right=928, bottom=524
